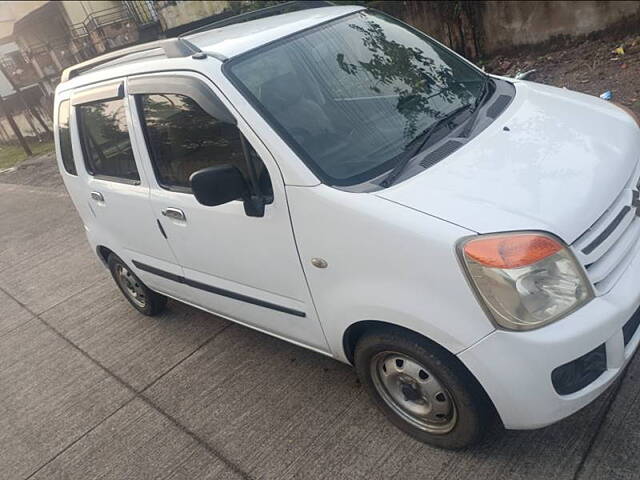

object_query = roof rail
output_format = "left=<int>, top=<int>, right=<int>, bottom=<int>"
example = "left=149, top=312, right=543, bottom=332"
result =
left=60, top=38, right=201, bottom=83
left=181, top=0, right=333, bottom=38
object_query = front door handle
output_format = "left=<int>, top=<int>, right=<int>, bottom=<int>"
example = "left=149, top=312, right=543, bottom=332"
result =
left=90, top=191, right=104, bottom=202
left=162, top=207, right=186, bottom=222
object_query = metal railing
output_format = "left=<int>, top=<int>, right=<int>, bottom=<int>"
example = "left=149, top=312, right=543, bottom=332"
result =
left=69, top=23, right=89, bottom=38
left=84, top=6, right=131, bottom=31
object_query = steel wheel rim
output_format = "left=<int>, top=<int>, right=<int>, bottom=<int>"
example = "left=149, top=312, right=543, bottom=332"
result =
left=115, top=264, right=146, bottom=308
left=370, top=351, right=457, bottom=434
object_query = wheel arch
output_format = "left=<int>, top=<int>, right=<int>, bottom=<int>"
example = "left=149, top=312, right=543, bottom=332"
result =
left=342, top=319, right=500, bottom=422
left=342, top=320, right=457, bottom=365
left=96, top=245, right=115, bottom=267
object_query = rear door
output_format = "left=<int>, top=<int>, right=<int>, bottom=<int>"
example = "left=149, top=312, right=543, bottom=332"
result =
left=126, top=72, right=329, bottom=352
left=72, top=80, right=184, bottom=294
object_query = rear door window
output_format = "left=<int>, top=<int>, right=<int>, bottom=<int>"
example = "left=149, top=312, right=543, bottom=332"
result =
left=57, top=100, right=76, bottom=175
left=77, top=98, right=139, bottom=182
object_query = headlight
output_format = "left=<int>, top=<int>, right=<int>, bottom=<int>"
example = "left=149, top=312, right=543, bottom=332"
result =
left=458, top=232, right=594, bottom=331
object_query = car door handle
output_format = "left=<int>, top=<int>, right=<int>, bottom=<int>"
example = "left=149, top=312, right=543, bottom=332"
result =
left=90, top=191, right=104, bottom=202
left=162, top=207, right=186, bottom=222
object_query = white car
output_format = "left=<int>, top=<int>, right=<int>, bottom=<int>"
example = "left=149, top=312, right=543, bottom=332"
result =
left=53, top=4, right=640, bottom=449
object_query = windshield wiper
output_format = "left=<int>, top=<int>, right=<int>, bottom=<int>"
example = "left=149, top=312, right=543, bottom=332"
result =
left=380, top=103, right=473, bottom=188
left=461, top=75, right=492, bottom=138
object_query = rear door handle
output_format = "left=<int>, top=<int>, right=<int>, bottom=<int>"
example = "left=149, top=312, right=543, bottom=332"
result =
left=90, top=191, right=104, bottom=202
left=162, top=207, right=186, bottom=222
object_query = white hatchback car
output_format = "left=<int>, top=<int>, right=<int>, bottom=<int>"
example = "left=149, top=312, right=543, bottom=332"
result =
left=54, top=4, right=640, bottom=449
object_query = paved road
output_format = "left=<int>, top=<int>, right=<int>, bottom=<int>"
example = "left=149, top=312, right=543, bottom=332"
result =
left=1, top=152, right=638, bottom=480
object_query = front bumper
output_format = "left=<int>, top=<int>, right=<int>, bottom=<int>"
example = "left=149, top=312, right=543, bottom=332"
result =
left=458, top=240, right=640, bottom=430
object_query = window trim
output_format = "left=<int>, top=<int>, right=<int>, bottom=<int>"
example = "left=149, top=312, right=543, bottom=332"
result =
left=71, top=81, right=124, bottom=106
left=57, top=99, right=77, bottom=176
left=128, top=75, right=236, bottom=125
left=92, top=174, right=141, bottom=185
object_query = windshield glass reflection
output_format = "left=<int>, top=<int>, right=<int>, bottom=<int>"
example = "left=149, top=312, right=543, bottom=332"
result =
left=229, top=11, right=485, bottom=185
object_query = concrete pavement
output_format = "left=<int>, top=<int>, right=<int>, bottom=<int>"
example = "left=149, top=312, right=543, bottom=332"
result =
left=0, top=152, right=637, bottom=479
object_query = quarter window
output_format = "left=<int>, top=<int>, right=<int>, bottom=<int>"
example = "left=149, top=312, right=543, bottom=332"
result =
left=77, top=98, right=139, bottom=182
left=57, top=100, right=76, bottom=175
left=138, top=93, right=272, bottom=197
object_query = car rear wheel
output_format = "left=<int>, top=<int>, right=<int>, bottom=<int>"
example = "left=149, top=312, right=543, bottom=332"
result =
left=354, top=328, right=494, bottom=449
left=108, top=253, right=167, bottom=316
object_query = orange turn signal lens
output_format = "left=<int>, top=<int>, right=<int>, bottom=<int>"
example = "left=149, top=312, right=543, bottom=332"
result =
left=463, top=234, right=563, bottom=269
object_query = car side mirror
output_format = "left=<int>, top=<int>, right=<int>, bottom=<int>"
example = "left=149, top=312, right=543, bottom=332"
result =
left=190, top=165, right=265, bottom=217
left=190, top=164, right=247, bottom=206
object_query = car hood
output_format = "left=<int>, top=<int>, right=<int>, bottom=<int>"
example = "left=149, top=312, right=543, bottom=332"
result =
left=376, top=80, right=640, bottom=243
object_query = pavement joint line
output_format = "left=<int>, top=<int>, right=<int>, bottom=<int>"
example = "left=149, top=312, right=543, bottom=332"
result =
left=138, top=392, right=254, bottom=480
left=23, top=396, right=138, bottom=480
left=0, top=316, right=38, bottom=340
left=34, top=277, right=108, bottom=317
left=572, top=371, right=629, bottom=480
left=0, top=284, right=254, bottom=480
left=137, top=322, right=234, bottom=394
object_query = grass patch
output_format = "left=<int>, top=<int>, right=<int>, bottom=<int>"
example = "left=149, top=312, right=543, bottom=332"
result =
left=0, top=140, right=55, bottom=170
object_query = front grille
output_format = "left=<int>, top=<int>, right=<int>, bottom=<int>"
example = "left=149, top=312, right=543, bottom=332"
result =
left=572, top=165, right=640, bottom=294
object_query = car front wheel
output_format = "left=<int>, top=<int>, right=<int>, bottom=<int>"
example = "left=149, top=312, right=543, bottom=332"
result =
left=354, top=328, right=495, bottom=449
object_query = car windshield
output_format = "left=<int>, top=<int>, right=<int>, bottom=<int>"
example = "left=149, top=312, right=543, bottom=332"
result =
left=226, top=10, right=487, bottom=186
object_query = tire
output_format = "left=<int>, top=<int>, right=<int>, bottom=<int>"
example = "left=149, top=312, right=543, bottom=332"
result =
left=107, top=253, right=167, bottom=316
left=354, top=327, right=494, bottom=449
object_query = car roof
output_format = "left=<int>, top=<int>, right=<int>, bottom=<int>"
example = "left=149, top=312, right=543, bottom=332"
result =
left=186, top=5, right=363, bottom=58
left=56, top=5, right=364, bottom=92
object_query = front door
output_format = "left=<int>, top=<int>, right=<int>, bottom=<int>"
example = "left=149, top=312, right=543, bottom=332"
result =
left=126, top=73, right=329, bottom=352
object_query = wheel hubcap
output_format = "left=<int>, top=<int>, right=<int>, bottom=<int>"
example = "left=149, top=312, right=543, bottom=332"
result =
left=115, top=264, right=146, bottom=308
left=370, top=352, right=457, bottom=434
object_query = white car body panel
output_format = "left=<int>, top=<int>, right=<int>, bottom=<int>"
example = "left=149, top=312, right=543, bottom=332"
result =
left=286, top=184, right=493, bottom=360
left=377, top=80, right=640, bottom=244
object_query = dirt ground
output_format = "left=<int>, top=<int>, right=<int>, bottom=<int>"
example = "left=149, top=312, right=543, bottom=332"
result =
left=484, top=30, right=640, bottom=116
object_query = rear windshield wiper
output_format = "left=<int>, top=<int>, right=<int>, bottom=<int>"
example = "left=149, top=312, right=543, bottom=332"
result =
left=461, top=76, right=492, bottom=138
left=380, top=103, right=473, bottom=188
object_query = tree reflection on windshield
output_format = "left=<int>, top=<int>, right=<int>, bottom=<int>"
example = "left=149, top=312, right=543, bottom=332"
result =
left=337, top=17, right=475, bottom=140
left=228, top=10, right=483, bottom=185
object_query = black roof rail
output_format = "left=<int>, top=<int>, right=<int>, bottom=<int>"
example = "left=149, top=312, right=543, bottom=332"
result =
left=60, top=37, right=202, bottom=83
left=181, top=1, right=333, bottom=38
